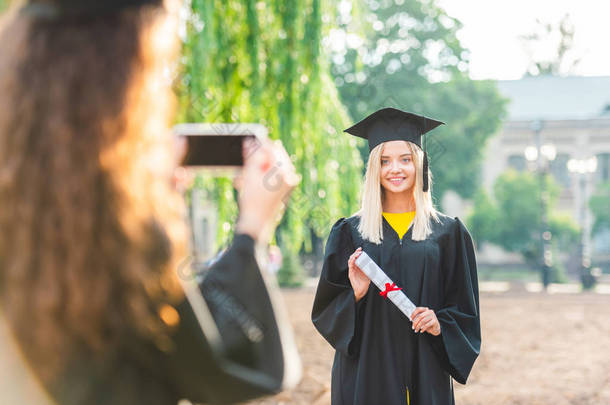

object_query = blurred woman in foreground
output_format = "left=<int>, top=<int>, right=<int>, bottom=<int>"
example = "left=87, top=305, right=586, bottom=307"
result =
left=0, top=1, right=299, bottom=404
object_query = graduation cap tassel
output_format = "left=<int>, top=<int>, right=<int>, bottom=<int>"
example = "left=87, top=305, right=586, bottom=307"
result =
left=422, top=117, right=429, bottom=192
left=423, top=150, right=429, bottom=192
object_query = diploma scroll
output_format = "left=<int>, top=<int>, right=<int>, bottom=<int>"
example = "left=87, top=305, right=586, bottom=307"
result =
left=355, top=251, right=417, bottom=321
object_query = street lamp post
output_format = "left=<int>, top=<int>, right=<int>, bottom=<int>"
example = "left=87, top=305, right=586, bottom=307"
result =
left=524, top=120, right=556, bottom=291
left=567, top=156, right=598, bottom=289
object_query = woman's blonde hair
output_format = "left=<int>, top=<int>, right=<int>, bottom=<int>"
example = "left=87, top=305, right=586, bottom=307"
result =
left=354, top=141, right=440, bottom=243
left=0, top=0, right=187, bottom=383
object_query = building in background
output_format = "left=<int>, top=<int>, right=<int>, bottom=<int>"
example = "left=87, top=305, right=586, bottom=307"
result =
left=468, top=75, right=610, bottom=269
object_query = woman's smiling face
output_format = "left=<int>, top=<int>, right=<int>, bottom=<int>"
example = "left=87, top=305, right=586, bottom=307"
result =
left=379, top=140, right=416, bottom=194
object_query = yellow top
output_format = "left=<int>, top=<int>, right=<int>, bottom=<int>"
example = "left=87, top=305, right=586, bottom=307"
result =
left=382, top=211, right=415, bottom=240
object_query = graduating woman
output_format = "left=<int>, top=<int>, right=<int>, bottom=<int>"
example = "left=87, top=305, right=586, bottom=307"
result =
left=312, top=107, right=481, bottom=405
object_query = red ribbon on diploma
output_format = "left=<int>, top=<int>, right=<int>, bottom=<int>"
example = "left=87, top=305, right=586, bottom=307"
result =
left=379, top=282, right=402, bottom=299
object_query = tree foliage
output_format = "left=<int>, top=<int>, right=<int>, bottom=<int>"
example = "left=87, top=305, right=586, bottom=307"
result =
left=327, top=0, right=507, bottom=202
left=468, top=169, right=579, bottom=273
left=176, top=0, right=364, bottom=284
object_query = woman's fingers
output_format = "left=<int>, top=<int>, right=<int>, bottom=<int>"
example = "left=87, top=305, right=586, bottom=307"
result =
left=348, top=248, right=363, bottom=268
left=351, top=262, right=366, bottom=277
left=269, top=139, right=299, bottom=188
left=411, top=307, right=428, bottom=324
left=173, top=134, right=187, bottom=166
left=242, top=136, right=259, bottom=161
left=348, top=249, right=360, bottom=276
left=413, top=313, right=431, bottom=331
left=421, top=318, right=439, bottom=334
left=412, top=309, right=439, bottom=334
left=412, top=307, right=432, bottom=331
left=412, top=307, right=427, bottom=316
left=347, top=248, right=369, bottom=302
left=353, top=264, right=369, bottom=280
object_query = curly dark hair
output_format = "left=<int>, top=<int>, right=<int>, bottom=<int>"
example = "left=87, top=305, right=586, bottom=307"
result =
left=0, top=0, right=188, bottom=384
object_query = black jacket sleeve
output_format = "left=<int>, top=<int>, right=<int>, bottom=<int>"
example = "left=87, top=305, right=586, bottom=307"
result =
left=164, top=233, right=289, bottom=404
left=428, top=217, right=481, bottom=384
left=311, top=217, right=367, bottom=358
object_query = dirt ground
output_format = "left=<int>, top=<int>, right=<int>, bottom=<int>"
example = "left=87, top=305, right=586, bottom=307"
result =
left=246, top=288, right=610, bottom=405
left=1, top=288, right=608, bottom=405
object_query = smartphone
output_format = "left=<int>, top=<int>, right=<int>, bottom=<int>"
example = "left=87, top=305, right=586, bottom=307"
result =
left=172, top=123, right=267, bottom=168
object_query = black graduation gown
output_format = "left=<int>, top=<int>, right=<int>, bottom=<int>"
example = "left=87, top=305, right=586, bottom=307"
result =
left=311, top=213, right=480, bottom=405
left=47, top=233, right=295, bottom=405
left=164, top=232, right=295, bottom=404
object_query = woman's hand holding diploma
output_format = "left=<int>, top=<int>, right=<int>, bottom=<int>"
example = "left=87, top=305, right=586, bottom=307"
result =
left=411, top=307, right=441, bottom=336
left=348, top=247, right=370, bottom=302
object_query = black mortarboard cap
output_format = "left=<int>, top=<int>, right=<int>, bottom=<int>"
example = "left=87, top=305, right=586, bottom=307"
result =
left=344, top=107, right=444, bottom=192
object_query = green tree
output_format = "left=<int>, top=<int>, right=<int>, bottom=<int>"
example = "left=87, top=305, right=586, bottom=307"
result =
left=468, top=169, right=579, bottom=282
left=590, top=181, right=610, bottom=236
left=327, top=0, right=507, bottom=201
left=468, top=188, right=500, bottom=248
left=426, top=77, right=507, bottom=199
left=177, top=0, right=364, bottom=285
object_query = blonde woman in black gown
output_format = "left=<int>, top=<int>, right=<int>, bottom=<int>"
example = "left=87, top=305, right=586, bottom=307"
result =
left=312, top=108, right=481, bottom=405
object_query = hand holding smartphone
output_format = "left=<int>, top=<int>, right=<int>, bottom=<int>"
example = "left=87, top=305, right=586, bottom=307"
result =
left=172, top=123, right=299, bottom=244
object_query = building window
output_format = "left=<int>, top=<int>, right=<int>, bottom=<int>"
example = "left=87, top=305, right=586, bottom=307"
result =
left=507, top=154, right=526, bottom=171
left=597, top=153, right=610, bottom=183
left=549, top=153, right=571, bottom=188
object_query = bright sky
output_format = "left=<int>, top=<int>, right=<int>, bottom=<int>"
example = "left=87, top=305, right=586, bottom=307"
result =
left=437, top=0, right=610, bottom=80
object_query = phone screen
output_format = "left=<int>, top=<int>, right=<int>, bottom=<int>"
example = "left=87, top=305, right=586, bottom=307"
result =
left=180, top=134, right=255, bottom=167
